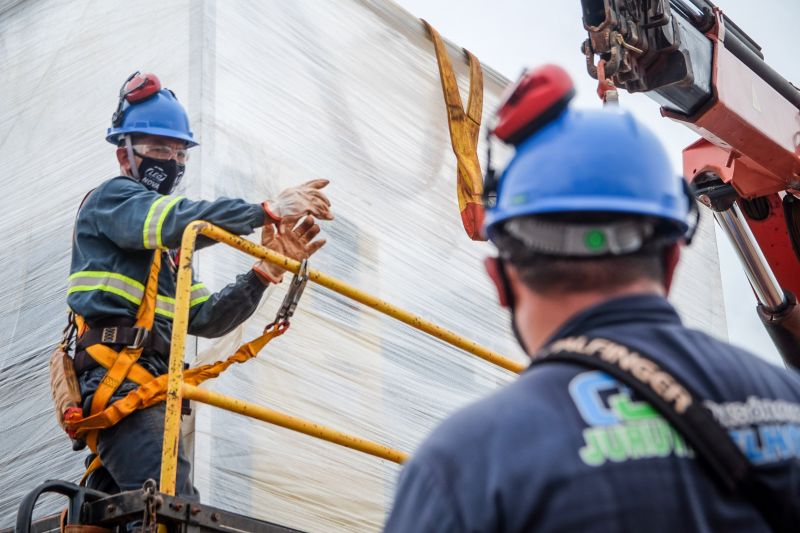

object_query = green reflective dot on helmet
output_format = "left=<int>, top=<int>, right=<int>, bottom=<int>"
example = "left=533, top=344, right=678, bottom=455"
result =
left=510, top=193, right=528, bottom=206
left=584, top=229, right=607, bottom=251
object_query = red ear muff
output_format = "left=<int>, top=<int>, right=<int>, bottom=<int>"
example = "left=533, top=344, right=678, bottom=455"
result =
left=492, top=64, right=575, bottom=146
left=484, top=256, right=514, bottom=308
left=483, top=65, right=576, bottom=209
left=124, top=72, right=161, bottom=104
left=111, top=71, right=163, bottom=128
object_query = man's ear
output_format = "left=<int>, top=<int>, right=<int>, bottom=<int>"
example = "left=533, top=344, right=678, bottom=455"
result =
left=484, top=256, right=510, bottom=307
left=116, top=146, right=130, bottom=175
left=662, top=242, right=681, bottom=294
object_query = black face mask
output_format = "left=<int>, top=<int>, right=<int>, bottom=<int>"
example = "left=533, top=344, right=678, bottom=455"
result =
left=136, top=156, right=185, bottom=195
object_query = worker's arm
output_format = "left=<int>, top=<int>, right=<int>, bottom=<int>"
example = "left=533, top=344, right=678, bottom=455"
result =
left=89, top=177, right=265, bottom=250
left=90, top=177, right=332, bottom=251
left=384, top=455, right=466, bottom=533
left=187, top=271, right=267, bottom=338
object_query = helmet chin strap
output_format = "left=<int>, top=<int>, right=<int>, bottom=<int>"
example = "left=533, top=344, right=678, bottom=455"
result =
left=124, top=135, right=139, bottom=180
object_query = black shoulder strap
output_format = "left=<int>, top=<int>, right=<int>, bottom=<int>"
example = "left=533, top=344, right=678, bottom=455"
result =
left=531, top=335, right=796, bottom=532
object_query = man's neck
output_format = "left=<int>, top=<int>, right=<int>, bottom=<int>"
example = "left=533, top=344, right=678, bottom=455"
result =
left=518, top=281, right=665, bottom=354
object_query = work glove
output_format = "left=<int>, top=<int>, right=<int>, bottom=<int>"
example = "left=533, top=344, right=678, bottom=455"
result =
left=253, top=215, right=327, bottom=284
left=262, top=179, right=334, bottom=222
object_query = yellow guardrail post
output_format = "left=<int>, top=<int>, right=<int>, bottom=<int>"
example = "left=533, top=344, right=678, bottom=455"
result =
left=183, top=384, right=408, bottom=464
left=160, top=222, right=202, bottom=495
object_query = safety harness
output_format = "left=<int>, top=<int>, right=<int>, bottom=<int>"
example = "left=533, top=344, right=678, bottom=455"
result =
left=61, top=252, right=303, bottom=485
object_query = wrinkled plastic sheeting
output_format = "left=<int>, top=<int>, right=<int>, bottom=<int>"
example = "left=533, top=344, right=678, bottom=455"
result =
left=0, top=0, right=725, bottom=530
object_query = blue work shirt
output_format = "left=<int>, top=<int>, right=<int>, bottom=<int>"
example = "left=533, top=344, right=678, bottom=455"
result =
left=385, top=294, right=800, bottom=532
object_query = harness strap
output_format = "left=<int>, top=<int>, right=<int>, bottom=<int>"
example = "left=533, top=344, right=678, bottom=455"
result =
left=423, top=20, right=486, bottom=241
left=68, top=249, right=286, bottom=487
left=71, top=252, right=162, bottom=485
left=88, top=347, right=145, bottom=417
left=76, top=327, right=171, bottom=357
left=68, top=323, right=286, bottom=436
left=79, top=455, right=103, bottom=486
left=85, top=252, right=161, bottom=419
left=531, top=335, right=799, bottom=533
left=83, top=343, right=155, bottom=385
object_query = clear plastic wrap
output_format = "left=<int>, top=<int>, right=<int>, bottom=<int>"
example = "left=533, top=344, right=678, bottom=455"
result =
left=0, top=1, right=725, bottom=530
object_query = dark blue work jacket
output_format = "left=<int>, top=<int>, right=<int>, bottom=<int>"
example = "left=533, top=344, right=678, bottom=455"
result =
left=69, top=176, right=269, bottom=392
left=385, top=295, right=800, bottom=532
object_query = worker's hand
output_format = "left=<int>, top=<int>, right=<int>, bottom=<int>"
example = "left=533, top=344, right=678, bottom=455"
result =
left=253, top=216, right=326, bottom=284
left=263, top=179, right=334, bottom=222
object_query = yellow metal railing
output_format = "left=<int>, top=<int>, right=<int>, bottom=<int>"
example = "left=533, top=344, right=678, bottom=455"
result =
left=160, top=220, right=521, bottom=494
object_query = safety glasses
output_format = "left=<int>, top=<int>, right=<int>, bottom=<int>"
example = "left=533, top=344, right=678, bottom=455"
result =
left=132, top=144, right=190, bottom=164
left=111, top=71, right=162, bottom=127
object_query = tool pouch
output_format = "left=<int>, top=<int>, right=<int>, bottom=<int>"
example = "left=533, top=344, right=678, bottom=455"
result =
left=49, top=344, right=82, bottom=430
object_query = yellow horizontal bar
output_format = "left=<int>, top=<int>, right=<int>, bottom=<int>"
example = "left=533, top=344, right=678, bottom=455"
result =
left=183, top=383, right=408, bottom=464
left=189, top=221, right=524, bottom=374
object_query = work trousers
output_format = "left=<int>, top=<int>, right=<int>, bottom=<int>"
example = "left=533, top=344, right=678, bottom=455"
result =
left=79, top=362, right=199, bottom=499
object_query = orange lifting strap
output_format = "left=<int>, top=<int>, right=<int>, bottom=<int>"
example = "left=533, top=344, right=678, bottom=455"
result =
left=423, top=19, right=486, bottom=241
left=66, top=251, right=286, bottom=483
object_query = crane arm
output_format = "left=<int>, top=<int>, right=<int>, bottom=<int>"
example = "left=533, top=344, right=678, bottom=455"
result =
left=580, top=0, right=800, bottom=368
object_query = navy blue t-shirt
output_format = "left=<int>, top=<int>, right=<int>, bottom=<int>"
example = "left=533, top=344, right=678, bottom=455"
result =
left=385, top=295, right=800, bottom=532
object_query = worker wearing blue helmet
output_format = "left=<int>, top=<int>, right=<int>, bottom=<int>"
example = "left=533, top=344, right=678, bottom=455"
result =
left=386, top=65, right=800, bottom=532
left=65, top=72, right=334, bottom=500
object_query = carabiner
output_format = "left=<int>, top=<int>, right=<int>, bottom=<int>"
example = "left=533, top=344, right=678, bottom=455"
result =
left=267, top=259, right=309, bottom=331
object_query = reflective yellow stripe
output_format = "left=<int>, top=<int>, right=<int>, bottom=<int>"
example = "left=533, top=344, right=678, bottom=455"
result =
left=190, top=283, right=211, bottom=307
left=156, top=196, right=185, bottom=249
left=190, top=295, right=211, bottom=306
left=68, top=271, right=145, bottom=291
left=156, top=283, right=210, bottom=312
left=68, top=272, right=145, bottom=304
left=67, top=284, right=141, bottom=305
left=143, top=196, right=169, bottom=249
left=68, top=271, right=208, bottom=316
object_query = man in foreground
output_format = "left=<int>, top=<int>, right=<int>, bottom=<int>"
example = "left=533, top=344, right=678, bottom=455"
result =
left=385, top=66, right=800, bottom=532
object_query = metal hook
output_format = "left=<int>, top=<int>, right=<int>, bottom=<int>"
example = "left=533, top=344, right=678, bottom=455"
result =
left=267, top=259, right=309, bottom=331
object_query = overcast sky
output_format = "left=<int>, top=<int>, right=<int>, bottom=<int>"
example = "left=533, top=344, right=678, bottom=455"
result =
left=394, top=0, right=800, bottom=364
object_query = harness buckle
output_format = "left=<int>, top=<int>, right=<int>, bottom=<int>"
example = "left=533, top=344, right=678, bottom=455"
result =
left=101, top=327, right=118, bottom=344
left=127, top=327, right=150, bottom=350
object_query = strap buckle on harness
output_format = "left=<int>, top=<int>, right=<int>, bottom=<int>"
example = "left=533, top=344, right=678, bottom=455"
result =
left=269, top=259, right=309, bottom=331
left=127, top=327, right=149, bottom=350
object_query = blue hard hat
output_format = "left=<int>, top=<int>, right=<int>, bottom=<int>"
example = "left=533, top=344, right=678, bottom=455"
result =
left=484, top=108, right=690, bottom=242
left=106, top=89, right=197, bottom=147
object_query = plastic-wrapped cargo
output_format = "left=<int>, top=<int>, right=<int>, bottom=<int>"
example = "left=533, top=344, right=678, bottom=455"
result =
left=0, top=0, right=725, bottom=531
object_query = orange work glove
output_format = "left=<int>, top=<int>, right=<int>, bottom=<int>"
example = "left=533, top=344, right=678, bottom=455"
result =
left=253, top=216, right=327, bottom=284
